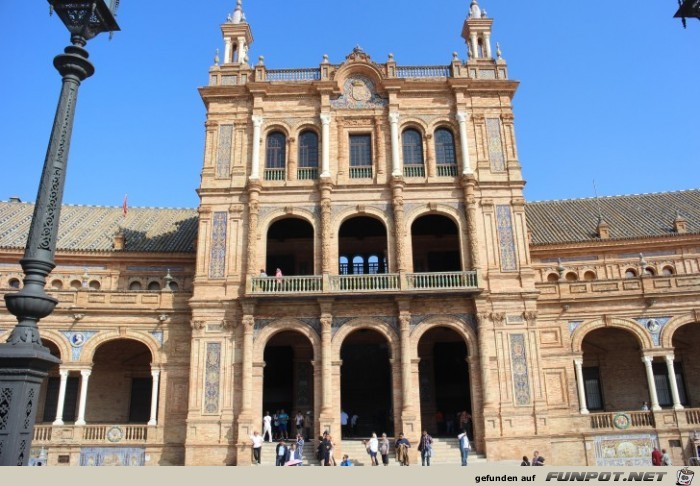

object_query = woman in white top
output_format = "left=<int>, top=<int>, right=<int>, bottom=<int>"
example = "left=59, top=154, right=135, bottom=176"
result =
left=368, top=432, right=379, bottom=466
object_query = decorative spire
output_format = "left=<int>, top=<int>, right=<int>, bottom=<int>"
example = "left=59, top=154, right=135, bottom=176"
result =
left=214, top=48, right=220, bottom=66
left=469, top=0, right=481, bottom=19
left=231, top=0, right=244, bottom=24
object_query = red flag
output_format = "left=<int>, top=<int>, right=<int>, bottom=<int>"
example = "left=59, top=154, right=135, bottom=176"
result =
left=122, top=194, right=128, bottom=218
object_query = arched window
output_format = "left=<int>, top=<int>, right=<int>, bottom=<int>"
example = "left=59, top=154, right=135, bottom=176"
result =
left=583, top=271, right=597, bottom=281
left=352, top=256, right=365, bottom=275
left=51, top=279, right=63, bottom=290
left=169, top=282, right=180, bottom=292
left=89, top=280, right=101, bottom=290
left=435, top=128, right=457, bottom=176
left=625, top=269, right=637, bottom=279
left=298, top=131, right=319, bottom=168
left=339, top=256, right=349, bottom=275
left=565, top=272, right=578, bottom=282
left=70, top=280, right=82, bottom=290
left=147, top=281, right=161, bottom=291
left=129, top=281, right=142, bottom=291
left=662, top=266, right=675, bottom=276
left=402, top=129, right=424, bottom=177
left=368, top=255, right=380, bottom=274
left=546, top=273, right=559, bottom=283
left=265, top=131, right=286, bottom=180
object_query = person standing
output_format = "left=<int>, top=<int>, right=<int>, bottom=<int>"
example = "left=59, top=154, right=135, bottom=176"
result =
left=368, top=432, right=379, bottom=466
left=263, top=411, right=273, bottom=442
left=278, top=409, right=289, bottom=439
left=275, top=440, right=289, bottom=466
left=250, top=431, right=263, bottom=465
left=379, top=433, right=391, bottom=466
left=418, top=430, right=433, bottom=466
left=295, top=410, right=305, bottom=435
left=520, top=455, right=531, bottom=466
left=275, top=267, right=283, bottom=290
left=661, top=449, right=672, bottom=466
left=296, top=433, right=305, bottom=460
left=532, top=450, right=545, bottom=466
left=272, top=411, right=280, bottom=440
left=457, top=429, right=471, bottom=466
left=340, top=410, right=349, bottom=436
left=651, top=447, right=662, bottom=466
left=395, top=433, right=411, bottom=466
left=351, top=413, right=359, bottom=435
left=328, top=434, right=337, bottom=466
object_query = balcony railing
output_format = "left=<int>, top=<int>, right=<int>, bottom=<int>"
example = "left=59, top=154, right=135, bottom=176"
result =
left=349, top=167, right=373, bottom=179
left=32, top=424, right=150, bottom=445
left=687, top=408, right=700, bottom=425
left=437, top=164, right=458, bottom=177
left=249, top=271, right=479, bottom=295
left=267, top=68, right=322, bottom=81
left=589, top=411, right=655, bottom=430
left=264, top=168, right=286, bottom=181
left=397, top=65, right=451, bottom=78
left=404, top=165, right=426, bottom=178
left=297, top=168, right=318, bottom=180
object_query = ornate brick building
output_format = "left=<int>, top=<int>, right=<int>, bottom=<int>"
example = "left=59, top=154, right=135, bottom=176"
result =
left=1, top=1, right=699, bottom=467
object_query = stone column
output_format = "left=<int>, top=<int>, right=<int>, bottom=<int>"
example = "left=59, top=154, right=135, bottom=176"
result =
left=148, top=369, right=161, bottom=426
left=250, top=115, right=264, bottom=180
left=241, top=315, right=255, bottom=416
left=320, top=113, right=332, bottom=177
left=246, top=181, right=262, bottom=275
left=456, top=112, right=473, bottom=175
left=237, top=36, right=247, bottom=65
left=642, top=356, right=661, bottom=411
left=389, top=111, right=402, bottom=177
left=470, top=34, right=479, bottom=59
left=391, top=179, right=407, bottom=273
left=75, top=369, right=92, bottom=426
left=476, top=313, right=494, bottom=409
left=52, top=369, right=69, bottom=426
left=483, top=33, right=492, bottom=59
left=319, top=180, right=333, bottom=275
left=573, top=359, right=589, bottom=415
left=399, top=310, right=418, bottom=437
left=319, top=314, right=334, bottom=434
left=460, top=175, right=481, bottom=270
left=224, top=37, right=232, bottom=64
left=665, top=355, right=684, bottom=411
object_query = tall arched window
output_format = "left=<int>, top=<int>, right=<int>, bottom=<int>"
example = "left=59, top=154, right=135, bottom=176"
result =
left=402, top=128, right=424, bottom=177
left=298, top=130, right=319, bottom=180
left=352, top=256, right=365, bottom=275
left=435, top=128, right=457, bottom=176
left=265, top=131, right=286, bottom=180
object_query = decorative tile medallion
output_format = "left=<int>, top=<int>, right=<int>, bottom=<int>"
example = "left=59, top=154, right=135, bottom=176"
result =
left=79, top=447, right=145, bottom=466
left=510, top=333, right=531, bottom=405
left=593, top=434, right=657, bottom=467
left=330, top=75, right=388, bottom=110
left=486, top=118, right=506, bottom=171
left=216, top=125, right=233, bottom=178
left=204, top=343, right=222, bottom=414
left=634, top=317, right=671, bottom=347
left=209, top=212, right=228, bottom=279
left=496, top=205, right=518, bottom=272
left=61, top=331, right=98, bottom=361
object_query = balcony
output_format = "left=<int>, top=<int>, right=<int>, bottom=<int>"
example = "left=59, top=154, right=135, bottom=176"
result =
left=249, top=271, right=480, bottom=296
left=33, top=424, right=153, bottom=446
left=297, top=167, right=318, bottom=180
left=536, top=274, right=700, bottom=301
left=264, top=168, right=286, bottom=181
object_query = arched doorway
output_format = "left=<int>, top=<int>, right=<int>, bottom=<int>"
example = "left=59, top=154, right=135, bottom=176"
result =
left=37, top=340, right=69, bottom=423
left=266, top=217, right=315, bottom=276
left=670, top=324, right=698, bottom=407
left=338, top=216, right=388, bottom=274
left=262, top=331, right=315, bottom=439
left=340, top=329, right=393, bottom=437
left=90, top=339, right=153, bottom=423
left=581, top=328, right=646, bottom=411
left=411, top=214, right=461, bottom=272
left=418, top=327, right=471, bottom=437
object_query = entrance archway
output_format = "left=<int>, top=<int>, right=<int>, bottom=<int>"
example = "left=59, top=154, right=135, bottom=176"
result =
left=37, top=340, right=67, bottom=423
left=262, top=331, right=314, bottom=439
left=411, top=214, right=461, bottom=272
left=266, top=217, right=315, bottom=276
left=340, top=329, right=393, bottom=437
left=418, top=327, right=471, bottom=437
left=671, top=323, right=699, bottom=407
left=338, top=216, right=388, bottom=274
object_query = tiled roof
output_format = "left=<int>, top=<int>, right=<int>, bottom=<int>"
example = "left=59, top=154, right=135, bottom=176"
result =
left=0, top=202, right=198, bottom=253
left=525, top=189, right=700, bottom=246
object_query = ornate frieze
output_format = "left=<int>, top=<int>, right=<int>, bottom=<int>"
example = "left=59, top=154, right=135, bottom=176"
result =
left=510, top=333, right=531, bottom=406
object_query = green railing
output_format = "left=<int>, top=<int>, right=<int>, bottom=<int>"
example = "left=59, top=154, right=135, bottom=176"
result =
left=404, top=165, right=426, bottom=178
left=251, top=276, right=323, bottom=294
left=349, top=167, right=373, bottom=179
left=297, top=168, right=319, bottom=180
left=330, top=274, right=400, bottom=292
left=437, top=165, right=458, bottom=177
left=407, top=271, right=478, bottom=290
left=264, top=168, right=286, bottom=181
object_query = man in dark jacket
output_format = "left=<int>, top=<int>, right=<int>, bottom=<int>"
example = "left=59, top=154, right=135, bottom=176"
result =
left=275, top=440, right=289, bottom=466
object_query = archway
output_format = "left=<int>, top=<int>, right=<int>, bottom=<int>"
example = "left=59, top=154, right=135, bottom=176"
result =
left=581, top=328, right=646, bottom=412
left=89, top=339, right=153, bottom=423
left=37, top=340, right=70, bottom=424
left=262, top=331, right=315, bottom=440
left=266, top=217, right=315, bottom=276
left=417, top=326, right=471, bottom=437
left=338, top=216, right=388, bottom=274
left=411, top=215, right=461, bottom=272
left=671, top=323, right=699, bottom=407
left=340, top=329, right=393, bottom=437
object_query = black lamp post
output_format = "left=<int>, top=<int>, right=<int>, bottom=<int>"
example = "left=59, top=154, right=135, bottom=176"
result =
left=0, top=1, right=119, bottom=466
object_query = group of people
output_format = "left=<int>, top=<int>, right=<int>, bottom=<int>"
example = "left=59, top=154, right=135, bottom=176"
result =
left=434, top=410, right=473, bottom=436
left=520, top=450, right=545, bottom=466
left=339, top=410, right=360, bottom=436
left=262, top=410, right=306, bottom=442
left=651, top=447, right=673, bottom=466
left=249, top=431, right=306, bottom=466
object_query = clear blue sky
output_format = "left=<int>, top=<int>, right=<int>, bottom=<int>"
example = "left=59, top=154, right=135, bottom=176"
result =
left=1, top=1, right=698, bottom=209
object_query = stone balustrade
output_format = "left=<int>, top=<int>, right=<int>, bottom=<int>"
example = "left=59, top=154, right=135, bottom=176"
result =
left=536, top=274, right=700, bottom=300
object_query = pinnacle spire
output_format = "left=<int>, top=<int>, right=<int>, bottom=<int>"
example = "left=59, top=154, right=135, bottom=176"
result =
left=230, top=0, right=244, bottom=24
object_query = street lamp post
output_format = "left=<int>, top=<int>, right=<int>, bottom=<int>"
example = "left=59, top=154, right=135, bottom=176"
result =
left=0, top=1, right=120, bottom=466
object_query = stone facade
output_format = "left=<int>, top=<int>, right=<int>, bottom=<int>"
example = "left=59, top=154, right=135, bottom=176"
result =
left=1, top=1, right=699, bottom=467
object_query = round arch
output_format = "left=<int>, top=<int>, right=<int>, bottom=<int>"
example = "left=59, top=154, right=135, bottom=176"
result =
left=331, top=318, right=399, bottom=361
left=260, top=209, right=318, bottom=235
left=405, top=206, right=466, bottom=234
left=660, top=314, right=699, bottom=349
left=399, top=118, right=429, bottom=136
left=334, top=63, right=385, bottom=89
left=333, top=207, right=392, bottom=234
left=571, top=317, right=654, bottom=354
left=253, top=318, right=321, bottom=363
left=410, top=316, right=478, bottom=360
left=262, top=122, right=292, bottom=138
left=294, top=123, right=321, bottom=138
left=39, top=329, right=72, bottom=362
left=80, top=331, right=160, bottom=366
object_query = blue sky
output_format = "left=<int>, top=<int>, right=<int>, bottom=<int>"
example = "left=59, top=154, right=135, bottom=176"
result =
left=0, top=1, right=698, bottom=209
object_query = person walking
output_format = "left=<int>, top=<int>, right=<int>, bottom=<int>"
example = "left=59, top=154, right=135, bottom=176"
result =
left=275, top=440, right=289, bottom=466
left=368, top=432, right=379, bottom=466
left=418, top=430, right=433, bottom=466
left=661, top=449, right=672, bottom=466
left=327, top=434, right=337, bottom=466
left=379, top=433, right=391, bottom=466
left=263, top=411, right=273, bottom=442
left=296, top=433, right=305, bottom=460
left=395, top=433, right=411, bottom=466
left=458, top=429, right=471, bottom=466
left=250, top=431, right=263, bottom=465
left=532, top=450, right=545, bottom=466
left=651, top=447, right=662, bottom=466
left=295, top=410, right=305, bottom=436
left=520, top=455, right=531, bottom=466
left=272, top=411, right=280, bottom=440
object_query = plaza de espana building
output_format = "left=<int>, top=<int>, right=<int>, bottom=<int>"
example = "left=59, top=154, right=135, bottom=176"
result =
left=1, top=1, right=699, bottom=467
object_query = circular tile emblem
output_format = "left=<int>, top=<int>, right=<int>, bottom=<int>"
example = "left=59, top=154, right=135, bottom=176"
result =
left=107, top=425, right=124, bottom=443
left=70, top=333, right=85, bottom=347
left=613, top=413, right=632, bottom=430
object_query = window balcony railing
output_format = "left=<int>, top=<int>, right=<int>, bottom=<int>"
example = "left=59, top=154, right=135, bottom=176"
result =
left=33, top=424, right=150, bottom=445
left=588, top=411, right=655, bottom=430
left=687, top=408, right=700, bottom=425
left=249, top=271, right=479, bottom=295
left=349, top=167, right=373, bottom=179
left=437, top=164, right=458, bottom=177
left=404, top=165, right=426, bottom=178
left=264, top=168, right=286, bottom=181
left=297, top=168, right=319, bottom=180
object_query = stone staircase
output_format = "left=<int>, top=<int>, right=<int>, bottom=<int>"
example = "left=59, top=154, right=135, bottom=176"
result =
left=254, top=438, right=487, bottom=466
